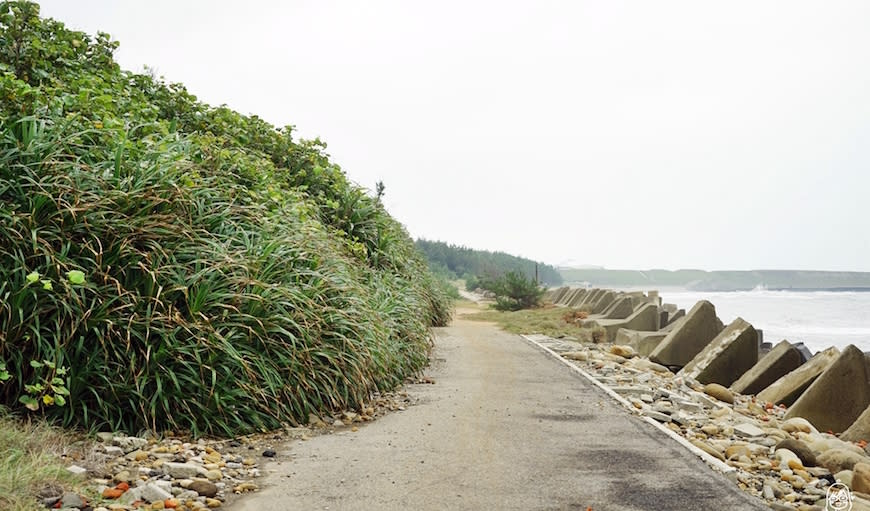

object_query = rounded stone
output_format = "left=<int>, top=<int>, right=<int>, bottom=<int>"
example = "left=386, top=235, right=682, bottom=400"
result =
left=703, top=383, right=735, bottom=404
left=853, top=462, right=870, bottom=493
left=818, top=448, right=870, bottom=474
left=188, top=480, right=218, bottom=498
left=775, top=438, right=818, bottom=467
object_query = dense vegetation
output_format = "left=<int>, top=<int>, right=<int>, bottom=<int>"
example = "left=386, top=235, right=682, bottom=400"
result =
left=0, top=2, right=451, bottom=436
left=559, top=268, right=870, bottom=291
left=415, top=239, right=562, bottom=287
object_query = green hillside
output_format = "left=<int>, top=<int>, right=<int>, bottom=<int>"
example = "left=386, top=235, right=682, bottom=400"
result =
left=416, top=239, right=563, bottom=286
left=0, top=2, right=451, bottom=436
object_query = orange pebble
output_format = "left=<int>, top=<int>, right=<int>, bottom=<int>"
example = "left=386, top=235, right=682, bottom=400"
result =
left=164, top=499, right=179, bottom=509
left=102, top=488, right=124, bottom=499
left=115, top=481, right=130, bottom=491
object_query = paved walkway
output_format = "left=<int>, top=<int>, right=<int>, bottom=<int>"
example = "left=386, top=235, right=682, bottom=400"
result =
left=232, top=318, right=767, bottom=511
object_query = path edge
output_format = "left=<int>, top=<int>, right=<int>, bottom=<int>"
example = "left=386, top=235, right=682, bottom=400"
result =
left=520, top=334, right=738, bottom=482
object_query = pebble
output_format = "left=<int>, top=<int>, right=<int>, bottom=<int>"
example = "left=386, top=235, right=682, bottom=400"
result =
left=700, top=424, right=719, bottom=436
left=734, top=422, right=764, bottom=438
left=703, top=383, right=734, bottom=404
left=776, top=438, right=818, bottom=467
left=854, top=462, right=870, bottom=493
left=66, top=464, right=88, bottom=475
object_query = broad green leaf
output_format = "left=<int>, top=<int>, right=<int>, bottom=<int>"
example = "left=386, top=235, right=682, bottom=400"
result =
left=19, top=395, right=39, bottom=411
left=67, top=270, right=86, bottom=284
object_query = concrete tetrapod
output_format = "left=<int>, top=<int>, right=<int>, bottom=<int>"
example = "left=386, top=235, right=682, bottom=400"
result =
left=649, top=301, right=724, bottom=368
left=730, top=340, right=804, bottom=396
left=583, top=303, right=661, bottom=343
left=590, top=291, right=616, bottom=314
left=784, top=345, right=870, bottom=434
left=841, top=405, right=870, bottom=443
left=756, top=347, right=840, bottom=407
left=567, top=289, right=588, bottom=307
left=588, top=296, right=634, bottom=321
left=678, top=317, right=758, bottom=387
left=548, top=287, right=569, bottom=304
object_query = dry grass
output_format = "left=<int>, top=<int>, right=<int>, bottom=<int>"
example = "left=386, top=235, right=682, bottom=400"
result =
left=463, top=304, right=604, bottom=341
left=0, top=409, right=87, bottom=511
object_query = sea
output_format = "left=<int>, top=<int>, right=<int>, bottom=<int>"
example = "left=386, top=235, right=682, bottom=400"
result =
left=657, top=288, right=870, bottom=355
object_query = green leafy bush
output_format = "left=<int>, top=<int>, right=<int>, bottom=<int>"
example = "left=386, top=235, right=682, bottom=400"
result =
left=0, top=1, right=451, bottom=436
left=481, top=271, right=546, bottom=311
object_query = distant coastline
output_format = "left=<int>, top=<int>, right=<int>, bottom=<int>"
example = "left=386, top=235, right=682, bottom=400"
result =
left=559, top=268, right=870, bottom=292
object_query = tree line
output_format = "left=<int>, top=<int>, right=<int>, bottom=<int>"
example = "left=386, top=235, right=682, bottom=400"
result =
left=415, top=239, right=563, bottom=287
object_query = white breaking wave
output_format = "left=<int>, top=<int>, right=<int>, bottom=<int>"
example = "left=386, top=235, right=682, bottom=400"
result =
left=660, top=290, right=870, bottom=355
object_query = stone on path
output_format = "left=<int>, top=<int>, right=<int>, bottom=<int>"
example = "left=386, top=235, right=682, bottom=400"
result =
left=690, top=439, right=726, bottom=462
left=818, top=448, right=870, bottom=474
left=734, top=422, right=764, bottom=438
left=854, top=463, right=870, bottom=494
left=609, top=344, right=637, bottom=359
left=650, top=301, right=724, bottom=367
left=703, top=383, right=734, bottom=404
left=678, top=317, right=758, bottom=386
left=60, top=492, right=85, bottom=509
left=784, top=345, right=870, bottom=433
left=774, top=438, right=817, bottom=467
left=163, top=461, right=208, bottom=479
left=756, top=347, right=840, bottom=406
left=730, top=340, right=804, bottom=396
left=190, top=480, right=219, bottom=498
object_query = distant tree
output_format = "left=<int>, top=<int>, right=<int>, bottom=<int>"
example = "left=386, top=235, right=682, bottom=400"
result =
left=481, top=271, right=546, bottom=311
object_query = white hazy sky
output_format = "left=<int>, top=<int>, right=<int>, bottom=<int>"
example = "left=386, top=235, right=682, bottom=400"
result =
left=35, top=1, right=870, bottom=271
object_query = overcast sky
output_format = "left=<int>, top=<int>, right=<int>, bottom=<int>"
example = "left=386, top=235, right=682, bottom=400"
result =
left=36, top=1, right=870, bottom=271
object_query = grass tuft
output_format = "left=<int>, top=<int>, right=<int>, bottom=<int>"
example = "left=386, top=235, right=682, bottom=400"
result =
left=0, top=408, right=82, bottom=511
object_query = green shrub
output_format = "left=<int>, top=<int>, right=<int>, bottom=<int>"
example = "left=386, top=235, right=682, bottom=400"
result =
left=463, top=273, right=480, bottom=291
left=0, top=1, right=452, bottom=436
left=481, top=271, right=545, bottom=311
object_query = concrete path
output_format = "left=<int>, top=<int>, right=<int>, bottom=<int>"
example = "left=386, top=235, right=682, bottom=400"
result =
left=233, top=317, right=767, bottom=511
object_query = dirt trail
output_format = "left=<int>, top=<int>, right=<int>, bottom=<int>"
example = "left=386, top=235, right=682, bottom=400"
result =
left=232, top=316, right=766, bottom=511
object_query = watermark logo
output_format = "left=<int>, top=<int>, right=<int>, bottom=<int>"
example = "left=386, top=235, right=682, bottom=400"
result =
left=827, top=482, right=853, bottom=511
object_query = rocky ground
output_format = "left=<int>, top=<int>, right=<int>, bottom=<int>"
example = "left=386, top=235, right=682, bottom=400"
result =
left=530, top=334, right=870, bottom=511
left=45, top=391, right=416, bottom=511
